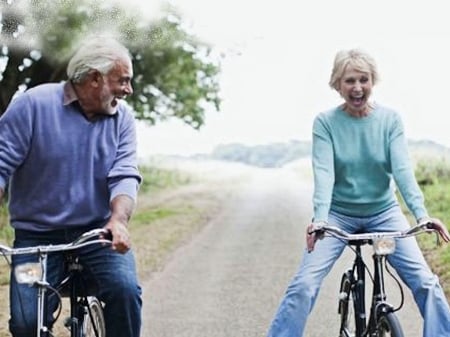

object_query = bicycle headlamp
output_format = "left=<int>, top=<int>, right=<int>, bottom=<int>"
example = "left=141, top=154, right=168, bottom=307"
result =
left=14, top=263, right=42, bottom=285
left=373, top=237, right=396, bottom=255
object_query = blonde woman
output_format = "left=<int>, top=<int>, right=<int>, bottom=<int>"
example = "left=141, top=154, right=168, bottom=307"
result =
left=267, top=49, right=450, bottom=337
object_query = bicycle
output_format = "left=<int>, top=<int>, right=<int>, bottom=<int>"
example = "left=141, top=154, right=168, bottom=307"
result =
left=309, top=221, right=444, bottom=337
left=0, top=228, right=112, bottom=337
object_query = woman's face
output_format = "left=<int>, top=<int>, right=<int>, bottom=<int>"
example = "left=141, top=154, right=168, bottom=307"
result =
left=338, top=65, right=373, bottom=116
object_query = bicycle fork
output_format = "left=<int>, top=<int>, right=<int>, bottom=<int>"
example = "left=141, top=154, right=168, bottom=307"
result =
left=35, top=252, right=51, bottom=337
left=366, top=254, right=394, bottom=334
left=353, top=245, right=367, bottom=336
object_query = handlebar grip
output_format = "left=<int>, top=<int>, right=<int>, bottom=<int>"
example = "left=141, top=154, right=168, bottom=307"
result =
left=101, top=229, right=113, bottom=241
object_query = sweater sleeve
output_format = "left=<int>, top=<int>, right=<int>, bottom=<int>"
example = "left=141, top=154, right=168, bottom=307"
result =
left=107, top=108, right=142, bottom=202
left=312, top=115, right=335, bottom=222
left=0, top=94, right=33, bottom=190
left=389, top=113, right=428, bottom=220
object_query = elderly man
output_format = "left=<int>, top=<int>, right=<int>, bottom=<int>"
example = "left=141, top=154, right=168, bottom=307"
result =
left=0, top=36, right=142, bottom=337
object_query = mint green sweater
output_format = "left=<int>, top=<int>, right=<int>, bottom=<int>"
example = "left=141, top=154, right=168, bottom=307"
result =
left=312, top=104, right=428, bottom=223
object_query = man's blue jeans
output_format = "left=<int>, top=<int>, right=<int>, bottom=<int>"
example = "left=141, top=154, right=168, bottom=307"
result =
left=8, top=226, right=142, bottom=337
left=267, top=206, right=450, bottom=337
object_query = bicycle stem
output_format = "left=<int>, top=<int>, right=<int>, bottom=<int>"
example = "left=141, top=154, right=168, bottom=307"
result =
left=36, top=252, right=49, bottom=337
left=366, top=254, right=392, bottom=334
left=372, top=255, right=387, bottom=303
left=353, top=245, right=367, bottom=336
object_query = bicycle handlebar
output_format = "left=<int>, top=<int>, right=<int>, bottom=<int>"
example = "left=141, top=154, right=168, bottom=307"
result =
left=309, top=221, right=438, bottom=242
left=0, top=228, right=112, bottom=256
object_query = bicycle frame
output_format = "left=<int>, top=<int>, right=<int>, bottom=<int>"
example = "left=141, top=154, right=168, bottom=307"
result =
left=36, top=251, right=51, bottom=337
left=348, top=242, right=397, bottom=336
left=367, top=252, right=394, bottom=333
left=311, top=221, right=441, bottom=337
left=348, top=243, right=366, bottom=336
left=1, top=228, right=111, bottom=337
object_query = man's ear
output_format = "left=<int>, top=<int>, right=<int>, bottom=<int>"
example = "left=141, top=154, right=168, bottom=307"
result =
left=89, top=70, right=103, bottom=88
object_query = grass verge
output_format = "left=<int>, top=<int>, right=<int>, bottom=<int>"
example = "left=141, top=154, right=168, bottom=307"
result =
left=418, top=179, right=450, bottom=300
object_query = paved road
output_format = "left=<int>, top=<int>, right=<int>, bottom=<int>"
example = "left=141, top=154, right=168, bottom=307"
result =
left=141, top=165, right=422, bottom=336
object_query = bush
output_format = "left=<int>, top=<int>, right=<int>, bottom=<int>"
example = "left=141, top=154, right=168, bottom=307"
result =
left=414, top=158, right=450, bottom=299
left=416, top=158, right=450, bottom=186
left=138, top=165, right=192, bottom=193
left=0, top=203, right=8, bottom=231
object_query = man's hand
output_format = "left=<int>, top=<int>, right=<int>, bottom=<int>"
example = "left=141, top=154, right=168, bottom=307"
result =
left=106, top=194, right=135, bottom=253
left=105, top=219, right=131, bottom=253
left=419, top=217, right=450, bottom=243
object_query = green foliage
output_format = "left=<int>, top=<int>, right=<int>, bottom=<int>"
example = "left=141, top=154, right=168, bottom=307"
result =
left=0, top=0, right=221, bottom=128
left=420, top=171, right=450, bottom=228
left=0, top=202, right=7, bottom=225
left=415, top=158, right=450, bottom=187
left=128, top=11, right=221, bottom=129
left=413, top=158, right=450, bottom=295
left=139, top=165, right=192, bottom=193
left=0, top=202, right=13, bottom=246
left=206, top=139, right=449, bottom=169
left=131, top=207, right=179, bottom=226
left=210, top=140, right=311, bottom=168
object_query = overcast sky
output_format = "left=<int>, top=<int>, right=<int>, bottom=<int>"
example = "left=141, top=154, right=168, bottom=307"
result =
left=132, top=0, right=450, bottom=156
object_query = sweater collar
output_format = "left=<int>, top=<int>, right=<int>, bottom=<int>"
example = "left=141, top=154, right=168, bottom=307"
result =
left=63, top=81, right=78, bottom=106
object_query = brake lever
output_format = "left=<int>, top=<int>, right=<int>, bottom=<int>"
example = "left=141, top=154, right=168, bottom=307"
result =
left=418, top=220, right=447, bottom=246
left=435, top=232, right=442, bottom=247
left=308, top=225, right=325, bottom=240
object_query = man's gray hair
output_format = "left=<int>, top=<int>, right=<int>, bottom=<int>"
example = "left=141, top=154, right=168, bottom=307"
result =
left=67, top=36, right=132, bottom=83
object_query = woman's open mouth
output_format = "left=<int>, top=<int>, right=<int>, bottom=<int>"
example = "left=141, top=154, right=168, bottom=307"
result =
left=349, top=95, right=364, bottom=107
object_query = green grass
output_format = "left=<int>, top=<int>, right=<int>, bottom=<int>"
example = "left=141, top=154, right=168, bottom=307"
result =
left=421, top=181, right=450, bottom=222
left=420, top=178, right=450, bottom=284
left=0, top=203, right=12, bottom=246
left=132, top=207, right=180, bottom=226
left=138, top=165, right=192, bottom=193
left=0, top=202, right=12, bottom=286
left=413, top=158, right=450, bottom=298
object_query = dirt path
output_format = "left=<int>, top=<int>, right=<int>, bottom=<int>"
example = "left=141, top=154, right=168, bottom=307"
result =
left=140, top=162, right=423, bottom=337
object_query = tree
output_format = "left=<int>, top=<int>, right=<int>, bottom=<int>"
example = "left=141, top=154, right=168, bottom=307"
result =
left=0, top=0, right=221, bottom=129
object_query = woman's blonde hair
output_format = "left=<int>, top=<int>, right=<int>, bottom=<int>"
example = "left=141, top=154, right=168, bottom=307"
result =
left=328, top=49, right=379, bottom=91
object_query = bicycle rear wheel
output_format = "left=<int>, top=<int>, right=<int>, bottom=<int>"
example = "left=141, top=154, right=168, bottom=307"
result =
left=338, top=273, right=356, bottom=337
left=82, top=297, right=106, bottom=337
left=376, top=312, right=404, bottom=337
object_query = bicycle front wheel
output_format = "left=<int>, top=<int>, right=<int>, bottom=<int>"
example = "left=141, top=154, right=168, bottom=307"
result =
left=82, top=297, right=106, bottom=337
left=338, top=273, right=356, bottom=337
left=376, top=312, right=404, bottom=337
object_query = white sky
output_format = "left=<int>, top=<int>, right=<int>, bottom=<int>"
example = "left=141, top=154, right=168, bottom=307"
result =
left=130, top=0, right=450, bottom=157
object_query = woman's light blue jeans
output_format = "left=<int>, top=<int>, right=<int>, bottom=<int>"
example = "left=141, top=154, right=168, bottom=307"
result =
left=267, top=206, right=450, bottom=337
left=8, top=226, right=142, bottom=337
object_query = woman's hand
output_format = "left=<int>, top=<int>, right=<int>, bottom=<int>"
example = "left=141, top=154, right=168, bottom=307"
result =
left=306, top=223, right=317, bottom=253
left=419, top=217, right=450, bottom=243
left=306, top=222, right=326, bottom=253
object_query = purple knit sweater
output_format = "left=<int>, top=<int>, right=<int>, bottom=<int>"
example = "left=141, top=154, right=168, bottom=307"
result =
left=0, top=82, right=141, bottom=231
